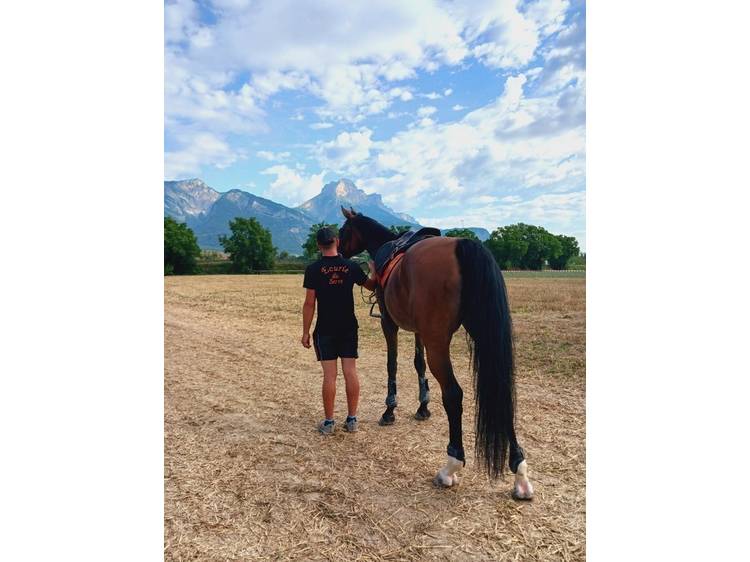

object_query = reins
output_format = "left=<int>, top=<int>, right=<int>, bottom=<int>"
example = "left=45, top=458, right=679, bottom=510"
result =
left=360, top=284, right=381, bottom=318
left=352, top=257, right=382, bottom=318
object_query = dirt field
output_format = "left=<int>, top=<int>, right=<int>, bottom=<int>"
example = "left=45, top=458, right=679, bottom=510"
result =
left=165, top=274, right=585, bottom=561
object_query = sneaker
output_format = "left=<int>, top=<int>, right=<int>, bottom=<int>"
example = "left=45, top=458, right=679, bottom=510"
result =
left=318, top=419, right=335, bottom=435
left=344, top=416, right=358, bottom=433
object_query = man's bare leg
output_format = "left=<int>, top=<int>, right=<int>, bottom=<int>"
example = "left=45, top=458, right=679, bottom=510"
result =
left=341, top=357, right=360, bottom=417
left=321, top=359, right=338, bottom=420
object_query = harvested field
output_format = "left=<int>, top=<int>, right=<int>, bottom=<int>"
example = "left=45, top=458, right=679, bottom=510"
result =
left=165, top=274, right=585, bottom=561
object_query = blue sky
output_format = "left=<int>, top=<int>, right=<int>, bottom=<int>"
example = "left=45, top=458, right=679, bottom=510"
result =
left=165, top=0, right=586, bottom=248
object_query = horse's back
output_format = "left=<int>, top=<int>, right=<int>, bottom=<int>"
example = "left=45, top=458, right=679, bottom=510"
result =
left=383, top=236, right=462, bottom=338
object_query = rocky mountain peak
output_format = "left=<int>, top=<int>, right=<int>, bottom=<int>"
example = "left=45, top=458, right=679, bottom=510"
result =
left=320, top=178, right=359, bottom=198
left=164, top=178, right=220, bottom=222
left=296, top=178, right=419, bottom=228
left=166, top=177, right=424, bottom=254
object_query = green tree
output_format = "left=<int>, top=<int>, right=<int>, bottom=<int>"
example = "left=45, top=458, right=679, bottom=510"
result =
left=389, top=225, right=412, bottom=235
left=484, top=223, right=563, bottom=270
left=548, top=235, right=580, bottom=270
left=444, top=228, right=479, bottom=241
left=164, top=216, right=201, bottom=275
left=303, top=222, right=339, bottom=260
left=219, top=217, right=275, bottom=273
left=484, top=225, right=529, bottom=269
left=519, top=225, right=561, bottom=270
left=567, top=252, right=586, bottom=269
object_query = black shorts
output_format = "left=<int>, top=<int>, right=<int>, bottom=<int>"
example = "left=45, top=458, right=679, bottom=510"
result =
left=313, top=331, right=358, bottom=361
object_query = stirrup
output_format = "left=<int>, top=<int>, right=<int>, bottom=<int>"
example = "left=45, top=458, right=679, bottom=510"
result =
left=369, top=301, right=381, bottom=318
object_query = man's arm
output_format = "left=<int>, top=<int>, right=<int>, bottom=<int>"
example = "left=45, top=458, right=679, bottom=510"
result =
left=301, top=288, right=315, bottom=348
left=362, top=260, right=378, bottom=291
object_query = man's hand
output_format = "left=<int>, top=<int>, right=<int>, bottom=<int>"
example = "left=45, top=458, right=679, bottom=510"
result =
left=362, top=260, right=378, bottom=291
left=301, top=332, right=311, bottom=348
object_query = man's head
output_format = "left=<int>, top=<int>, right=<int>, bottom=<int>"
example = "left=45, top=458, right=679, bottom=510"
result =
left=316, top=226, right=338, bottom=254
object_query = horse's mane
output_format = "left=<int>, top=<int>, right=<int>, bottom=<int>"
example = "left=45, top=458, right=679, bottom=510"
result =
left=352, top=214, right=397, bottom=243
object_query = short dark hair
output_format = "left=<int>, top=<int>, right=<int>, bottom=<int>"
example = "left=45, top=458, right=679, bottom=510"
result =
left=316, top=227, right=336, bottom=246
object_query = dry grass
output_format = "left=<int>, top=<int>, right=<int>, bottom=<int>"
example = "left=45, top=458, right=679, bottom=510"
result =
left=165, top=275, right=585, bottom=561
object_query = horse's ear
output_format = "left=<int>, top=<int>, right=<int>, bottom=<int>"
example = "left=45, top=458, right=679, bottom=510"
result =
left=341, top=206, right=353, bottom=219
left=349, top=207, right=357, bottom=216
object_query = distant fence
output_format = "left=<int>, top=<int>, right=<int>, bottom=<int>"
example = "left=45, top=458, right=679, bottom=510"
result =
left=192, top=259, right=584, bottom=276
left=193, top=268, right=585, bottom=276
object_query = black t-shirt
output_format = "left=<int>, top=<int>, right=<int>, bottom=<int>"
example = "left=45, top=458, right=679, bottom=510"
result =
left=303, top=255, right=368, bottom=336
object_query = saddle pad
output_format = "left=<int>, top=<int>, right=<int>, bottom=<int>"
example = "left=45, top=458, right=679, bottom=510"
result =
left=379, top=252, right=406, bottom=288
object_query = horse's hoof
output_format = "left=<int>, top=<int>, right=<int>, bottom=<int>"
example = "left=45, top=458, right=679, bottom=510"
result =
left=512, top=460, right=534, bottom=500
left=379, top=416, right=395, bottom=426
left=511, top=489, right=534, bottom=501
left=433, top=473, right=457, bottom=488
left=414, top=408, right=431, bottom=421
left=512, top=480, right=534, bottom=501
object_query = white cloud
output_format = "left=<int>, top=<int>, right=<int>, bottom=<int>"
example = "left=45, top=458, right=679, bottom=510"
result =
left=415, top=190, right=584, bottom=236
left=413, top=0, right=568, bottom=74
left=165, top=0, right=200, bottom=44
left=260, top=165, right=327, bottom=206
left=165, top=132, right=244, bottom=178
left=164, top=52, right=267, bottom=145
left=165, top=0, right=575, bottom=132
left=316, top=128, right=374, bottom=174
left=256, top=150, right=291, bottom=161
left=417, top=105, right=437, bottom=117
left=524, top=0, right=570, bottom=36
left=534, top=16, right=586, bottom=95
left=172, top=0, right=471, bottom=123
left=164, top=0, right=585, bottom=242
left=210, top=0, right=252, bottom=11
left=389, top=87, right=414, bottom=101
left=310, top=72, right=585, bottom=234
left=250, top=70, right=311, bottom=99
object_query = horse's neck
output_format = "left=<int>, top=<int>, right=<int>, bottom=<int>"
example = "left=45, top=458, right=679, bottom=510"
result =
left=364, top=229, right=396, bottom=257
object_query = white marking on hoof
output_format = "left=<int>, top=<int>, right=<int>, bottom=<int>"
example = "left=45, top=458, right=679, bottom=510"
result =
left=512, top=460, right=534, bottom=500
left=433, top=455, right=462, bottom=488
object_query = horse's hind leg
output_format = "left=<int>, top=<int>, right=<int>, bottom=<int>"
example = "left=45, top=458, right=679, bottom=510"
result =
left=413, top=334, right=431, bottom=421
left=509, top=427, right=534, bottom=500
left=379, top=310, right=399, bottom=426
left=426, top=341, right=464, bottom=487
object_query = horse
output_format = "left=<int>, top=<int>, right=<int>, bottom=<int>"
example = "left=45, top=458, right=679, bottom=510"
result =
left=338, top=207, right=533, bottom=499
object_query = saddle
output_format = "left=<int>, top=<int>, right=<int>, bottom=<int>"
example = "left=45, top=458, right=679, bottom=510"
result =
left=373, top=227, right=442, bottom=288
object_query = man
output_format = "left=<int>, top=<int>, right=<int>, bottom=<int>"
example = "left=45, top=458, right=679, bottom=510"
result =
left=301, top=226, right=377, bottom=434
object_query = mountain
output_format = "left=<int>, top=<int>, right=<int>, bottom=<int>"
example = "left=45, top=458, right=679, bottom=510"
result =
left=164, top=179, right=220, bottom=224
left=296, top=178, right=421, bottom=228
left=164, top=177, right=433, bottom=255
left=196, top=190, right=313, bottom=252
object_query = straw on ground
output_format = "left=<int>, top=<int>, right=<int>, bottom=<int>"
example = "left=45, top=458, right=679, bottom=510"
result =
left=165, top=275, right=585, bottom=561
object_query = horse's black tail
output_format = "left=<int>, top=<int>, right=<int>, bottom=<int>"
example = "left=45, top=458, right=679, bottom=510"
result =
left=455, top=238, right=515, bottom=478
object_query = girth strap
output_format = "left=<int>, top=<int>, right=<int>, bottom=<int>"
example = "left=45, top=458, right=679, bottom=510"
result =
left=378, top=252, right=405, bottom=288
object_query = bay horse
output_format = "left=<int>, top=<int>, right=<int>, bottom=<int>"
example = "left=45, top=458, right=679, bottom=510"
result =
left=338, top=207, right=533, bottom=499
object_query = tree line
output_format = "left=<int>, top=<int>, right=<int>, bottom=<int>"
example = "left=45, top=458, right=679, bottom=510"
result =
left=165, top=216, right=582, bottom=275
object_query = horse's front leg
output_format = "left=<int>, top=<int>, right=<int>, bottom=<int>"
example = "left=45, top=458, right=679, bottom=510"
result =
left=379, top=310, right=399, bottom=426
left=413, top=334, right=431, bottom=421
